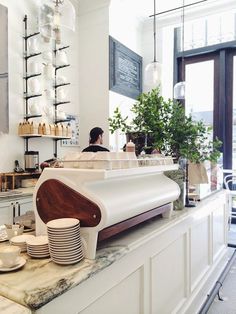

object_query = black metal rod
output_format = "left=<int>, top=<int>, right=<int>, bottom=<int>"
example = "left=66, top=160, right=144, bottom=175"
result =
left=153, top=0, right=156, bottom=62
left=150, top=0, right=208, bottom=17
left=198, top=249, right=236, bottom=314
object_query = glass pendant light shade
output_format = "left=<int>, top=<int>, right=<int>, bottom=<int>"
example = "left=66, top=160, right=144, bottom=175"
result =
left=144, top=0, right=162, bottom=88
left=39, top=0, right=76, bottom=43
left=173, top=81, right=185, bottom=99
left=145, top=61, right=162, bottom=87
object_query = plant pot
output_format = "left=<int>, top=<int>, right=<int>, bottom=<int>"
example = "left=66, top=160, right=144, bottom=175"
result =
left=164, top=169, right=185, bottom=210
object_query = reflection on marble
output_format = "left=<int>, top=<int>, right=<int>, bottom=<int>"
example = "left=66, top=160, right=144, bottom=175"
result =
left=0, top=244, right=129, bottom=310
left=0, top=295, right=31, bottom=314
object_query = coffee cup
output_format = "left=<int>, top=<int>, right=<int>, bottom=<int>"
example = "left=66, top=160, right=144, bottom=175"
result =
left=28, top=78, right=41, bottom=94
left=27, top=37, right=39, bottom=54
left=5, top=224, right=24, bottom=240
left=30, top=102, right=41, bottom=115
left=57, top=75, right=66, bottom=85
left=43, top=64, right=55, bottom=80
left=0, top=246, right=21, bottom=267
left=57, top=88, right=67, bottom=101
left=28, top=62, right=41, bottom=75
left=57, top=50, right=68, bottom=66
left=42, top=51, right=53, bottom=63
left=45, top=89, right=54, bottom=100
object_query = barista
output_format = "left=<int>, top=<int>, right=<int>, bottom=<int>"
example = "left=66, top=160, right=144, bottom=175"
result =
left=82, top=127, right=110, bottom=152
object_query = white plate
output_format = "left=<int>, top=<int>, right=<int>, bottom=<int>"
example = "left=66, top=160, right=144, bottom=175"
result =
left=0, top=256, right=26, bottom=272
left=47, top=218, right=80, bottom=229
left=49, top=249, right=82, bottom=257
left=26, top=236, right=48, bottom=246
left=11, top=234, right=35, bottom=243
left=47, top=226, right=80, bottom=234
left=52, top=255, right=84, bottom=265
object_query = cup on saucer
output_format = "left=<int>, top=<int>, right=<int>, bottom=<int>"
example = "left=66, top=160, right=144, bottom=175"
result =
left=0, top=246, right=21, bottom=268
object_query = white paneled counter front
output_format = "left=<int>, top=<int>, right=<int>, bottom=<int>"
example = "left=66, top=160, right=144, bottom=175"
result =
left=0, top=191, right=228, bottom=314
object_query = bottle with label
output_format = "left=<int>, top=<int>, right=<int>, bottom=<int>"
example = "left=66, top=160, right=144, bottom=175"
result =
left=126, top=140, right=135, bottom=153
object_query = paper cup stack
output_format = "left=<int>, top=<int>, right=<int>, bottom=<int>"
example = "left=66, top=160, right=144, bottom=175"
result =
left=46, top=218, right=84, bottom=265
left=26, top=236, right=50, bottom=258
left=10, top=235, right=35, bottom=252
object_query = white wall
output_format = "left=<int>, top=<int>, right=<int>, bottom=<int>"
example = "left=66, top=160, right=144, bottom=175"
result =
left=77, top=0, right=110, bottom=151
left=109, top=0, right=143, bottom=151
left=0, top=0, right=79, bottom=173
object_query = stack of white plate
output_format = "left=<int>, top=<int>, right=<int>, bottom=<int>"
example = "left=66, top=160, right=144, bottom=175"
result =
left=10, top=234, right=35, bottom=252
left=47, top=218, right=84, bottom=265
left=26, top=235, right=50, bottom=258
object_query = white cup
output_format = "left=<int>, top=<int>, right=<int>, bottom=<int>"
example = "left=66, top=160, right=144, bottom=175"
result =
left=0, top=246, right=21, bottom=267
left=27, top=37, right=39, bottom=54
left=57, top=50, right=68, bottom=66
left=29, top=102, right=40, bottom=115
left=28, top=78, right=41, bottom=94
left=57, top=110, right=66, bottom=120
left=57, top=75, right=66, bottom=85
left=43, top=64, right=55, bottom=80
left=42, top=51, right=53, bottom=63
left=45, top=89, right=54, bottom=100
left=28, top=62, right=41, bottom=74
left=43, top=105, right=54, bottom=119
left=57, top=88, right=67, bottom=101
left=5, top=225, right=24, bottom=240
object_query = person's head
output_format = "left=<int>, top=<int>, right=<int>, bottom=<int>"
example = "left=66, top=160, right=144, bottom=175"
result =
left=89, top=127, right=104, bottom=144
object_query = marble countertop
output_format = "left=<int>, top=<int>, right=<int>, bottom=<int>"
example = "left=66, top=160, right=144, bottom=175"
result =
left=0, top=187, right=34, bottom=201
left=0, top=190, right=225, bottom=312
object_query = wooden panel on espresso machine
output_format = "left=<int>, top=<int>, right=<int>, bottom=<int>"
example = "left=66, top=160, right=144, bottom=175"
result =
left=36, top=179, right=101, bottom=227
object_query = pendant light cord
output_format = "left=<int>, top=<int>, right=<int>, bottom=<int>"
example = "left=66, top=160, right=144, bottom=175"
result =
left=153, top=0, right=157, bottom=62
left=181, top=0, right=185, bottom=80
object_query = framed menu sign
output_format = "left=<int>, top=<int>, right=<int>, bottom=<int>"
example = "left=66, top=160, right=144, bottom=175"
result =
left=109, top=36, right=142, bottom=100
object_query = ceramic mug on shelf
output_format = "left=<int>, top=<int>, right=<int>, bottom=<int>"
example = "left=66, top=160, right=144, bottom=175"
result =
left=57, top=110, right=66, bottom=120
left=28, top=62, right=41, bottom=75
left=56, top=75, right=66, bottom=85
left=43, top=64, right=55, bottom=80
left=42, top=50, right=53, bottom=64
left=57, top=50, right=68, bottom=66
left=57, top=87, right=67, bottom=101
left=29, top=101, right=41, bottom=115
left=27, top=37, right=39, bottom=54
left=45, top=89, right=54, bottom=100
left=28, top=78, right=41, bottom=94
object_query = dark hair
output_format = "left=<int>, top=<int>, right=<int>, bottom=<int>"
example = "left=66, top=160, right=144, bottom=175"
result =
left=89, top=127, right=104, bottom=144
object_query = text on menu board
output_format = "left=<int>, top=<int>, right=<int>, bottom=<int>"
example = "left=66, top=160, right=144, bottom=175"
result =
left=109, top=36, right=142, bottom=99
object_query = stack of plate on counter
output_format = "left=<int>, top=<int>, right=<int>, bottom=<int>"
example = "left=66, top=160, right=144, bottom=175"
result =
left=26, top=235, right=50, bottom=258
left=46, top=218, right=84, bottom=265
left=10, top=234, right=35, bottom=252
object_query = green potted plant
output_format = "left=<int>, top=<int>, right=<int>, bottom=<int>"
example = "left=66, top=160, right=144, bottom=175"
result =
left=109, top=88, right=221, bottom=161
left=109, top=88, right=222, bottom=209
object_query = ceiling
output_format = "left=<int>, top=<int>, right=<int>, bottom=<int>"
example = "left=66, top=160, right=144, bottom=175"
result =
left=118, top=0, right=236, bottom=21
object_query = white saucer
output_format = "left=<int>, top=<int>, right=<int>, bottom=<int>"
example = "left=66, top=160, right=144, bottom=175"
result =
left=0, top=257, right=26, bottom=272
left=47, top=218, right=80, bottom=229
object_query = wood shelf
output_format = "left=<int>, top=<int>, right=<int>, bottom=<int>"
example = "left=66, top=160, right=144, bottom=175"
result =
left=0, top=171, right=41, bottom=190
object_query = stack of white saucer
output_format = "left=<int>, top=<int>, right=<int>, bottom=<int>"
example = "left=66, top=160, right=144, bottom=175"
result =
left=46, top=218, right=84, bottom=265
left=26, top=236, right=50, bottom=258
left=10, top=234, right=35, bottom=252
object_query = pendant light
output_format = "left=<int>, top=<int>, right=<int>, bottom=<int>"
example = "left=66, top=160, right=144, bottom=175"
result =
left=39, top=0, right=76, bottom=43
left=174, top=0, right=186, bottom=100
left=144, top=0, right=162, bottom=87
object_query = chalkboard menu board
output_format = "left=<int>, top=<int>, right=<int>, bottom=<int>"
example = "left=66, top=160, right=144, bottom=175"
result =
left=109, top=36, right=142, bottom=100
